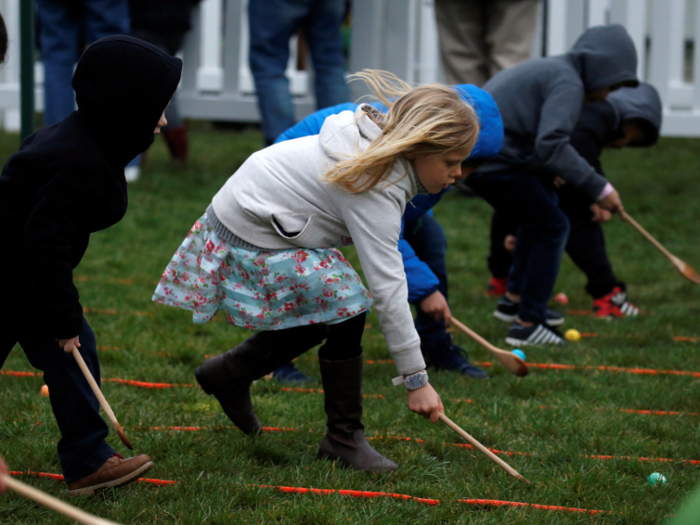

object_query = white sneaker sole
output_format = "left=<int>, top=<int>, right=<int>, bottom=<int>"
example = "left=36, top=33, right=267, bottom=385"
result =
left=496, top=310, right=565, bottom=327
left=505, top=336, right=565, bottom=347
left=67, top=461, right=153, bottom=497
left=494, top=310, right=516, bottom=324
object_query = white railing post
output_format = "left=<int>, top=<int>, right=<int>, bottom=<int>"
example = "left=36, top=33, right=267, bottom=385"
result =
left=417, top=0, right=440, bottom=84
left=694, top=0, right=700, bottom=111
left=546, top=0, right=569, bottom=55
left=0, top=0, right=20, bottom=131
left=610, top=0, right=647, bottom=80
left=196, top=0, right=224, bottom=93
left=587, top=0, right=610, bottom=26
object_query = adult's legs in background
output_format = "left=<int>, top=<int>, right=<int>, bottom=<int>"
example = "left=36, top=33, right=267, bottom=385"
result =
left=485, top=0, right=539, bottom=77
left=434, top=0, right=489, bottom=86
left=304, top=0, right=350, bottom=110
left=35, top=1, right=81, bottom=126
left=249, top=0, right=312, bottom=145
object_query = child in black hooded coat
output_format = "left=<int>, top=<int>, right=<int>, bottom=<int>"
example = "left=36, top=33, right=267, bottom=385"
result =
left=0, top=35, right=181, bottom=496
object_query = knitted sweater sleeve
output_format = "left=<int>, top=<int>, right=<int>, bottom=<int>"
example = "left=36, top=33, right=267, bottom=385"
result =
left=338, top=187, right=426, bottom=376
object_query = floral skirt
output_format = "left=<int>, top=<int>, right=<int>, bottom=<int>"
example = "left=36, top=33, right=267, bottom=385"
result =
left=152, top=213, right=372, bottom=330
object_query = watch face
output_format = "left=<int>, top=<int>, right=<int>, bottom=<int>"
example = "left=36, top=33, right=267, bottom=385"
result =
left=406, top=371, right=428, bottom=390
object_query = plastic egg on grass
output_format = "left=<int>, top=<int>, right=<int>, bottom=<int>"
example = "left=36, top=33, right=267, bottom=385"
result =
left=41, top=385, right=49, bottom=397
left=647, top=472, right=667, bottom=486
left=565, top=329, right=581, bottom=342
left=512, top=349, right=526, bottom=361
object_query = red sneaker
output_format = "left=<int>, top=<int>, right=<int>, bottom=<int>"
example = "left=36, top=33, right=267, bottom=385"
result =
left=593, top=286, right=639, bottom=318
left=485, top=277, right=507, bottom=297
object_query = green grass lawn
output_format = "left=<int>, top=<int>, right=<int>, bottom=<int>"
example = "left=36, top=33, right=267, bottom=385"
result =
left=1, top=124, right=699, bottom=524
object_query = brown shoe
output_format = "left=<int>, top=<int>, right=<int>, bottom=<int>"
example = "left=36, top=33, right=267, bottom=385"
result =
left=67, top=454, right=153, bottom=496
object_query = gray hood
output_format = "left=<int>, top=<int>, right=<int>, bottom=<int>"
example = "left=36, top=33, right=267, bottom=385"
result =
left=568, top=24, right=639, bottom=92
left=607, top=82, right=663, bottom=146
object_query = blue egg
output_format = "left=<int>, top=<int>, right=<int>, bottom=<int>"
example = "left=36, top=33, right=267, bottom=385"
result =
left=512, top=349, right=526, bottom=361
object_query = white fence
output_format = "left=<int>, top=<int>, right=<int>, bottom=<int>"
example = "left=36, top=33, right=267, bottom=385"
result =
left=1, top=0, right=699, bottom=136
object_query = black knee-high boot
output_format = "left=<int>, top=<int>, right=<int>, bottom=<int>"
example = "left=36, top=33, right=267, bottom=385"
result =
left=317, top=351, right=398, bottom=473
left=195, top=325, right=327, bottom=435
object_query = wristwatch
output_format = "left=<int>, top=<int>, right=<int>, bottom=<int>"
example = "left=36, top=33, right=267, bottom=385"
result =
left=392, top=370, right=429, bottom=391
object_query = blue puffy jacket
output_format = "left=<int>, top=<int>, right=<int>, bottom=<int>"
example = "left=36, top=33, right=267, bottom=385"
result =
left=275, top=85, right=503, bottom=303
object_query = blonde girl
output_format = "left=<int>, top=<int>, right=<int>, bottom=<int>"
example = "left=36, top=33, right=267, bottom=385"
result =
left=153, top=70, right=480, bottom=472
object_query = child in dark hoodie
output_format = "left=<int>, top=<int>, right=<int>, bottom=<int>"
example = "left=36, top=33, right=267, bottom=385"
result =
left=466, top=24, right=639, bottom=347
left=0, top=36, right=181, bottom=496
left=487, top=82, right=662, bottom=318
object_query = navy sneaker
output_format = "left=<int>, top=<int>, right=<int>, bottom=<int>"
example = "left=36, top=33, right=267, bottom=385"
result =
left=423, top=340, right=489, bottom=380
left=272, top=362, right=314, bottom=385
left=494, top=296, right=564, bottom=327
left=505, top=322, right=566, bottom=347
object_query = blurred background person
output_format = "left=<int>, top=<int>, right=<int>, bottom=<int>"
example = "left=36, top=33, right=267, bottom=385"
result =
left=435, top=0, right=539, bottom=86
left=130, top=0, right=202, bottom=164
left=35, top=0, right=139, bottom=178
left=36, top=0, right=130, bottom=125
left=248, top=0, right=350, bottom=146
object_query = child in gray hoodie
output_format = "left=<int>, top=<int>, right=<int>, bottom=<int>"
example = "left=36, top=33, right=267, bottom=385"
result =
left=466, top=24, right=639, bottom=347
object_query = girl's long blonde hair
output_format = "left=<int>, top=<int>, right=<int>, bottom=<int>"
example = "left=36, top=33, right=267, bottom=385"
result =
left=323, top=70, right=480, bottom=193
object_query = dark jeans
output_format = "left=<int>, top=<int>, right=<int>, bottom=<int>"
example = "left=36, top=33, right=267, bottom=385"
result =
left=248, top=0, right=350, bottom=145
left=468, top=170, right=570, bottom=324
left=1, top=318, right=115, bottom=483
left=130, top=28, right=186, bottom=128
left=404, top=214, right=451, bottom=347
left=36, top=0, right=130, bottom=126
left=489, top=184, right=618, bottom=299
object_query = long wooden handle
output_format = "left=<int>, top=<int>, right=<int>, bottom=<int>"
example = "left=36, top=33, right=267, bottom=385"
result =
left=438, top=413, right=529, bottom=483
left=451, top=318, right=498, bottom=353
left=3, top=475, right=121, bottom=525
left=71, top=347, right=119, bottom=427
left=621, top=211, right=676, bottom=261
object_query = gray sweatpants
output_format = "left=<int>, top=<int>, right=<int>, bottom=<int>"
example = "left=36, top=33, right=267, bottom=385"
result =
left=435, top=0, right=539, bottom=86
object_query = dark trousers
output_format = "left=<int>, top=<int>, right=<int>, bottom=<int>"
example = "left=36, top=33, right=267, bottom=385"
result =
left=489, top=184, right=618, bottom=299
left=467, top=170, right=570, bottom=324
left=1, top=318, right=115, bottom=483
left=404, top=214, right=452, bottom=347
left=248, top=0, right=350, bottom=145
left=36, top=0, right=130, bottom=126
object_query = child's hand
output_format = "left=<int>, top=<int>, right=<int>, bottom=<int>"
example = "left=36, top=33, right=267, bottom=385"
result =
left=56, top=336, right=81, bottom=354
left=407, top=382, right=444, bottom=423
left=420, top=291, right=452, bottom=326
left=553, top=176, right=566, bottom=188
left=589, top=203, right=612, bottom=222
left=597, top=190, right=624, bottom=215
left=0, top=457, right=8, bottom=494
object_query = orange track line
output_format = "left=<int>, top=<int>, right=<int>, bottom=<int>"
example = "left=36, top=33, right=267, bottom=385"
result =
left=9, top=471, right=176, bottom=486
left=255, top=484, right=612, bottom=514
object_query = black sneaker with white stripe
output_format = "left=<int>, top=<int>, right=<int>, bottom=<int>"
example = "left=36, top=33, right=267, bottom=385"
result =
left=505, top=322, right=566, bottom=347
left=494, top=296, right=565, bottom=327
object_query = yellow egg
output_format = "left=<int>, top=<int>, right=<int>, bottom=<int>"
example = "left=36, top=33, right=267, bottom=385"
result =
left=565, top=329, right=581, bottom=342
left=41, top=385, right=49, bottom=397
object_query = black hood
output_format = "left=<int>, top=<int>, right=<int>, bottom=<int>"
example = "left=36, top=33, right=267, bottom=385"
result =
left=568, top=24, right=639, bottom=93
left=72, top=35, right=182, bottom=166
left=607, top=82, right=662, bottom=146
